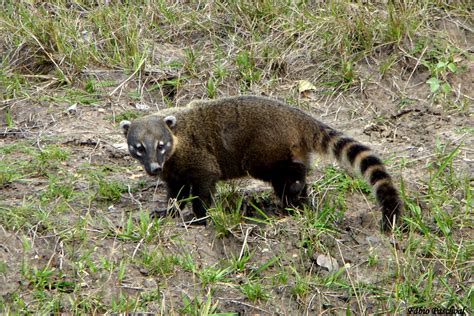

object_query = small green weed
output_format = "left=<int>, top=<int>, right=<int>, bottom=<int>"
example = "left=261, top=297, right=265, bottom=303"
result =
left=111, top=293, right=137, bottom=313
left=228, top=251, right=252, bottom=272
left=206, top=76, right=218, bottom=99
left=367, top=252, right=378, bottom=266
left=23, top=266, right=75, bottom=293
left=290, top=268, right=311, bottom=299
left=196, top=264, right=232, bottom=287
left=0, top=203, right=37, bottom=230
left=35, top=145, right=70, bottom=170
left=41, top=175, right=75, bottom=202
left=239, top=281, right=270, bottom=302
left=248, top=256, right=279, bottom=279
left=4, top=108, right=14, bottom=127
left=112, top=110, right=142, bottom=123
left=0, top=260, right=7, bottom=276
left=180, top=289, right=219, bottom=316
left=95, top=176, right=127, bottom=201
left=209, top=186, right=245, bottom=237
left=0, top=143, right=70, bottom=185
left=236, top=50, right=262, bottom=90
left=137, top=247, right=179, bottom=276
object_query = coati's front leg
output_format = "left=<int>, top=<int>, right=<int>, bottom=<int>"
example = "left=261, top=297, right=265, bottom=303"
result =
left=190, top=177, right=218, bottom=224
left=167, top=180, right=191, bottom=211
left=151, top=180, right=190, bottom=218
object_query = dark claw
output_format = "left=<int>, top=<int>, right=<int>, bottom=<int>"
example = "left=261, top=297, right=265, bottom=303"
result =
left=150, top=208, right=169, bottom=219
left=188, top=217, right=208, bottom=226
left=381, top=216, right=407, bottom=233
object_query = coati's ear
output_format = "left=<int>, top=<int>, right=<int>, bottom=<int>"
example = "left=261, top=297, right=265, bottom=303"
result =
left=164, top=115, right=177, bottom=128
left=119, top=120, right=131, bottom=137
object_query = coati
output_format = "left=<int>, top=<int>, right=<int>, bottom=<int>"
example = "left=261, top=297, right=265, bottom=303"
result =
left=120, top=96, right=403, bottom=231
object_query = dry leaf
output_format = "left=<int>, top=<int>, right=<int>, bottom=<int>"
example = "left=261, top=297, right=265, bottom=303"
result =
left=316, top=254, right=339, bottom=272
left=298, top=80, right=316, bottom=93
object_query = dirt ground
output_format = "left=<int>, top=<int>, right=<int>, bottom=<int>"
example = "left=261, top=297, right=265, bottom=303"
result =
left=1, top=10, right=473, bottom=315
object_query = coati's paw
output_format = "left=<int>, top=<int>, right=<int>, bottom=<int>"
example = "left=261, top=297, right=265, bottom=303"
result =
left=283, top=194, right=308, bottom=212
left=188, top=217, right=208, bottom=226
left=381, top=215, right=407, bottom=233
left=150, top=208, right=170, bottom=219
left=288, top=180, right=306, bottom=196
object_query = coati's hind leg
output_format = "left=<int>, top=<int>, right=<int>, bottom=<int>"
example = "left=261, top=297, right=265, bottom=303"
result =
left=151, top=180, right=190, bottom=219
left=271, top=162, right=308, bottom=208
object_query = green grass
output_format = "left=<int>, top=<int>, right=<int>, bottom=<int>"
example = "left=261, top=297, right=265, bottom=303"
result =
left=180, top=290, right=220, bottom=316
left=0, top=0, right=472, bottom=314
left=239, top=281, right=270, bottom=302
left=111, top=110, right=142, bottom=124
left=208, top=185, right=245, bottom=237
left=136, top=246, right=180, bottom=276
left=195, top=264, right=233, bottom=287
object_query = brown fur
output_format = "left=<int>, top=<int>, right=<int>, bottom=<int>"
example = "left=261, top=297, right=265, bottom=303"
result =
left=121, top=96, right=403, bottom=230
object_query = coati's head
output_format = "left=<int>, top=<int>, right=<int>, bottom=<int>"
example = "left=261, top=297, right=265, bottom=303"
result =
left=120, top=115, right=177, bottom=176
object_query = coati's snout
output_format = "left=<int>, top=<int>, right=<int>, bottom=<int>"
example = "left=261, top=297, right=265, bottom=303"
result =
left=120, top=115, right=177, bottom=176
left=144, top=162, right=162, bottom=176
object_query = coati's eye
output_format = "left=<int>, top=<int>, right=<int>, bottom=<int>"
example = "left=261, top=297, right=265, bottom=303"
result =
left=134, top=144, right=145, bottom=156
left=157, top=141, right=165, bottom=150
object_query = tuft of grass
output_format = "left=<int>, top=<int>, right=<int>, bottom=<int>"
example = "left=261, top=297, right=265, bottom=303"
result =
left=290, top=268, right=312, bottom=300
left=248, top=256, right=279, bottom=280
left=235, top=50, right=262, bottom=90
left=239, top=281, right=270, bottom=302
left=206, top=76, right=218, bottom=99
left=137, top=247, right=179, bottom=276
left=180, top=289, right=219, bottom=316
left=40, top=175, right=75, bottom=202
left=22, top=265, right=75, bottom=294
left=103, top=210, right=163, bottom=242
left=94, top=176, right=127, bottom=202
left=0, top=143, right=70, bottom=185
left=195, top=264, right=232, bottom=287
left=110, top=293, right=137, bottom=313
left=228, top=251, right=252, bottom=272
left=112, top=110, right=142, bottom=123
left=208, top=185, right=245, bottom=237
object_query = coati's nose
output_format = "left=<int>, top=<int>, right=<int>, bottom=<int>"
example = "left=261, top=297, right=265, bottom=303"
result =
left=148, top=162, right=162, bottom=174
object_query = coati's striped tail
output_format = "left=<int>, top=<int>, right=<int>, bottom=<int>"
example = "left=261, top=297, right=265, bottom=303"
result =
left=317, top=126, right=403, bottom=231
